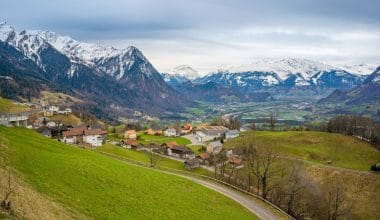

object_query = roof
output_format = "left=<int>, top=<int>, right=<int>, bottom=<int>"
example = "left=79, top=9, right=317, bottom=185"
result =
left=208, top=141, right=223, bottom=148
left=63, top=126, right=106, bottom=137
left=171, top=146, right=192, bottom=154
left=165, top=127, right=177, bottom=131
left=226, top=130, right=239, bottom=135
left=123, top=139, right=138, bottom=146
left=185, top=158, right=200, bottom=166
left=85, top=128, right=107, bottom=136
left=199, top=153, right=210, bottom=160
left=162, top=141, right=179, bottom=148
left=202, top=126, right=229, bottom=132
left=228, top=156, right=242, bottom=165
left=63, top=126, right=87, bottom=137
left=125, top=130, right=136, bottom=135
left=195, top=131, right=207, bottom=138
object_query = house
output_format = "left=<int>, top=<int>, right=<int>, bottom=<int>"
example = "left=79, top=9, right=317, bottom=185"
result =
left=198, top=152, right=210, bottom=165
left=43, top=110, right=54, bottom=117
left=57, top=108, right=72, bottom=114
left=184, top=158, right=200, bottom=170
left=46, top=121, right=57, bottom=127
left=37, top=126, right=52, bottom=138
left=225, top=130, right=239, bottom=139
left=62, top=126, right=107, bottom=147
left=83, top=128, right=107, bottom=147
left=206, top=141, right=223, bottom=154
left=164, top=128, right=178, bottom=137
left=62, top=126, right=87, bottom=144
left=146, top=129, right=163, bottom=136
left=162, top=142, right=194, bottom=159
left=122, top=139, right=139, bottom=149
left=0, top=113, right=28, bottom=127
left=195, top=126, right=229, bottom=142
left=48, top=106, right=59, bottom=112
left=125, top=130, right=137, bottom=140
left=228, top=156, right=244, bottom=169
left=180, top=123, right=192, bottom=135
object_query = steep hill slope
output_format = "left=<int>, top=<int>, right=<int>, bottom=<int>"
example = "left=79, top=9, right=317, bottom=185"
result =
left=0, top=22, right=188, bottom=120
left=0, top=127, right=255, bottom=219
left=224, top=131, right=380, bottom=171
left=320, top=66, right=380, bottom=105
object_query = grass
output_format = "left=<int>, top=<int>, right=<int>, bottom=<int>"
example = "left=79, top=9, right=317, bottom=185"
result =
left=0, top=97, right=28, bottom=113
left=224, top=131, right=380, bottom=171
left=0, top=126, right=255, bottom=219
left=48, top=114, right=82, bottom=125
left=96, top=144, right=212, bottom=176
left=138, top=134, right=191, bottom=145
left=188, top=145, right=204, bottom=156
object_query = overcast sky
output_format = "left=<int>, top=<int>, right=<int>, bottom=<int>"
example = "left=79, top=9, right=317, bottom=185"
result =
left=1, top=0, right=379, bottom=73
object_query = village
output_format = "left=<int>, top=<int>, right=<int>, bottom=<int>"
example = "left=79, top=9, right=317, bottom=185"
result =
left=0, top=101, right=243, bottom=171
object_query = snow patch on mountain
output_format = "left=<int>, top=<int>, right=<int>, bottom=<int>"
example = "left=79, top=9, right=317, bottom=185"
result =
left=218, top=58, right=335, bottom=81
left=171, top=65, right=199, bottom=80
left=336, top=63, right=377, bottom=76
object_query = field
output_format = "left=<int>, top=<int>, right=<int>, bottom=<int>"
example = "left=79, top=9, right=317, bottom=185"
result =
left=0, top=97, right=28, bottom=113
left=224, top=131, right=380, bottom=171
left=48, top=114, right=82, bottom=125
left=0, top=127, right=255, bottom=219
left=138, top=133, right=191, bottom=145
left=96, top=144, right=212, bottom=176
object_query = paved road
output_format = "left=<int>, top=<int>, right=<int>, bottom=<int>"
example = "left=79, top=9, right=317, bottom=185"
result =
left=97, top=151, right=285, bottom=220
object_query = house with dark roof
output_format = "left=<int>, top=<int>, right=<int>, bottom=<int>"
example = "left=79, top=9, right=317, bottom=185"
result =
left=162, top=142, right=194, bottom=159
left=62, top=126, right=107, bottom=147
left=195, top=126, right=229, bottom=142
left=206, top=141, right=223, bottom=154
left=184, top=158, right=200, bottom=170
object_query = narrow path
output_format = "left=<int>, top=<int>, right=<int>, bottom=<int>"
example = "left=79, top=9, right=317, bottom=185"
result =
left=97, top=151, right=286, bottom=220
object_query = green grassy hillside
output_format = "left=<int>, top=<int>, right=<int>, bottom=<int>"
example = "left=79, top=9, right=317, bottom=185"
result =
left=138, top=133, right=191, bottom=145
left=0, top=97, right=28, bottom=113
left=0, top=127, right=256, bottom=219
left=224, top=131, right=380, bottom=171
left=96, top=144, right=212, bottom=176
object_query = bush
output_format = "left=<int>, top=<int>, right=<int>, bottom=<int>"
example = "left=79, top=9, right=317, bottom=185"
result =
left=370, top=163, right=380, bottom=171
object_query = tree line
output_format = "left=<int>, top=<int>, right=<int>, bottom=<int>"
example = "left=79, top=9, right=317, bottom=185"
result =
left=209, top=137, right=365, bottom=220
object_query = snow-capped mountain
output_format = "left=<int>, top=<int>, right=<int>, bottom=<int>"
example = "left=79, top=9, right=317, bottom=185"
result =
left=217, top=58, right=335, bottom=81
left=161, top=65, right=200, bottom=87
left=320, top=67, right=380, bottom=105
left=0, top=21, right=187, bottom=118
left=336, top=63, right=377, bottom=76
left=172, top=65, right=199, bottom=80
left=197, top=58, right=366, bottom=92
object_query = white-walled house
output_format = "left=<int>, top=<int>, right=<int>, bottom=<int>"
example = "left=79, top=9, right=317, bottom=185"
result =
left=62, top=126, right=107, bottom=147
left=164, top=128, right=178, bottom=137
left=49, top=106, right=59, bottom=112
left=195, top=126, right=229, bottom=142
left=225, top=130, right=239, bottom=139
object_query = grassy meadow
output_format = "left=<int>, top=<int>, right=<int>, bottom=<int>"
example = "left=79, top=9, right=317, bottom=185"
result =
left=0, top=126, right=256, bottom=219
left=138, top=133, right=191, bottom=145
left=96, top=144, right=212, bottom=176
left=0, top=97, right=28, bottom=113
left=224, top=131, right=380, bottom=171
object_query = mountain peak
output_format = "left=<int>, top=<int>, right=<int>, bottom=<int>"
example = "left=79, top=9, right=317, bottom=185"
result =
left=172, top=65, right=199, bottom=80
left=0, top=21, right=15, bottom=41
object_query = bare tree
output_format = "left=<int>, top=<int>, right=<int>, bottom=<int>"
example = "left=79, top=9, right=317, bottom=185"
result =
left=146, top=145, right=160, bottom=168
left=268, top=113, right=277, bottom=131
left=245, top=141, right=282, bottom=199
left=1, top=169, right=13, bottom=212
left=324, top=179, right=351, bottom=220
